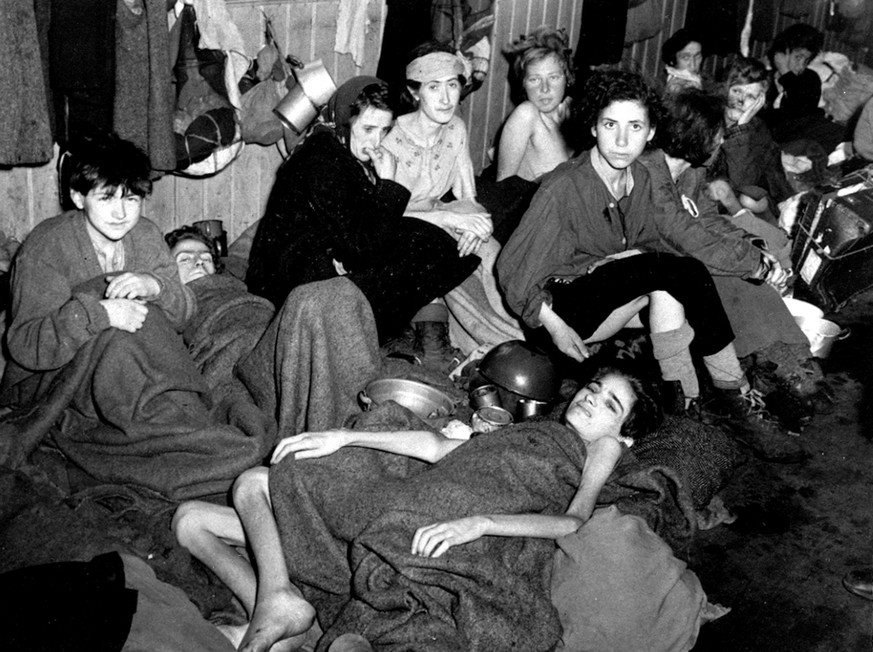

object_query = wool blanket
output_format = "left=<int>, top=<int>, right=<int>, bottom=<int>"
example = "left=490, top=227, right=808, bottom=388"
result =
left=183, top=273, right=275, bottom=390
left=0, top=294, right=274, bottom=501
left=269, top=403, right=714, bottom=651
left=270, top=410, right=587, bottom=652
left=237, top=277, right=383, bottom=437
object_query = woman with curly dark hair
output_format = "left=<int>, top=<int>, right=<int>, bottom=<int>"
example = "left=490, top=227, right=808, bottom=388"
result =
left=499, top=70, right=803, bottom=462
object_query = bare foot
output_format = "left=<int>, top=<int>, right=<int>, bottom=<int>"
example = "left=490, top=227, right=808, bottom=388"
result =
left=238, top=590, right=316, bottom=652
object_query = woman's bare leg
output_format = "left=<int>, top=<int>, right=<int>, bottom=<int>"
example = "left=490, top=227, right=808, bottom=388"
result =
left=172, top=500, right=257, bottom=614
left=233, top=466, right=317, bottom=652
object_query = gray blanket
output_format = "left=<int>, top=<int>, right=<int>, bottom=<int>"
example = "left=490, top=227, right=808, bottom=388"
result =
left=270, top=407, right=587, bottom=652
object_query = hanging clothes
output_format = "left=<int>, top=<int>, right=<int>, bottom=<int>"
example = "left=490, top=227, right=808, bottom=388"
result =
left=625, top=0, right=664, bottom=45
left=114, top=0, right=176, bottom=171
left=574, top=0, right=630, bottom=71
left=49, top=0, right=117, bottom=148
left=0, top=0, right=54, bottom=165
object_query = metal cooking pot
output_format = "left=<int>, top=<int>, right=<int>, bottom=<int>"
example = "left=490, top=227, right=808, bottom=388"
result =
left=359, top=378, right=454, bottom=420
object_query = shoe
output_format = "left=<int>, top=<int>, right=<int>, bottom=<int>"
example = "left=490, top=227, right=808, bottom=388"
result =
left=659, top=380, right=687, bottom=415
left=703, top=387, right=809, bottom=463
left=413, top=321, right=461, bottom=372
left=842, top=568, right=873, bottom=600
left=382, top=325, right=418, bottom=361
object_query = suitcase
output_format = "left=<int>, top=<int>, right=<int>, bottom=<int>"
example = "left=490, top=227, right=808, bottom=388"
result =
left=792, top=176, right=873, bottom=311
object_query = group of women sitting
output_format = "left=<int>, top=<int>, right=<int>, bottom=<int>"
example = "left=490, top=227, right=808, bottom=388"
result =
left=0, top=19, right=848, bottom=652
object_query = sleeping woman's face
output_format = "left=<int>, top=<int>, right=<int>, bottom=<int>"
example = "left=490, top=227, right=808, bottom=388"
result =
left=523, top=53, right=567, bottom=115
left=172, top=238, right=215, bottom=284
left=413, top=75, right=462, bottom=125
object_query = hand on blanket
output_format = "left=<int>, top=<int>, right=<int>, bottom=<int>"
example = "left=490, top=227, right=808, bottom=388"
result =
left=101, top=298, right=148, bottom=333
left=412, top=517, right=487, bottom=557
left=271, top=429, right=351, bottom=464
left=105, top=272, right=161, bottom=300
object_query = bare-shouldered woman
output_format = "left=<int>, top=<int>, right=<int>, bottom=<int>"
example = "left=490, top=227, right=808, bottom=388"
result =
left=497, top=26, right=574, bottom=182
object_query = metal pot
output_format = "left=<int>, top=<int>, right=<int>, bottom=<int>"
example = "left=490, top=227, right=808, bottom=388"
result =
left=359, top=378, right=454, bottom=420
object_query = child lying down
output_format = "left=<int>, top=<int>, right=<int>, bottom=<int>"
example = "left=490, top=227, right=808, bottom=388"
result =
left=173, top=364, right=662, bottom=652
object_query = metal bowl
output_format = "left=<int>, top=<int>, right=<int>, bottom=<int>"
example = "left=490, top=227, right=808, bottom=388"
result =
left=359, top=378, right=454, bottom=420
left=478, top=340, right=559, bottom=402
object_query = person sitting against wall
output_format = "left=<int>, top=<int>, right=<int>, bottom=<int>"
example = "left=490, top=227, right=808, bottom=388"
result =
left=763, top=23, right=848, bottom=153
left=640, top=88, right=825, bottom=431
left=171, top=363, right=663, bottom=652
left=381, top=41, right=524, bottom=364
left=0, top=133, right=272, bottom=500
left=661, top=28, right=707, bottom=95
left=708, top=56, right=796, bottom=222
left=245, top=76, right=477, bottom=348
left=476, top=26, right=574, bottom=245
left=497, top=69, right=805, bottom=463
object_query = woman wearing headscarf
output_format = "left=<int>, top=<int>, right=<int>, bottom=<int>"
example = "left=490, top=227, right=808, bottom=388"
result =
left=382, top=43, right=524, bottom=361
left=246, top=76, right=477, bottom=342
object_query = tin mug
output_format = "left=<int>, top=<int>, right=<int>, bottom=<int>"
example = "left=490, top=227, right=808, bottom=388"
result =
left=469, top=383, right=501, bottom=410
left=471, top=406, right=513, bottom=434
left=517, top=398, right=550, bottom=421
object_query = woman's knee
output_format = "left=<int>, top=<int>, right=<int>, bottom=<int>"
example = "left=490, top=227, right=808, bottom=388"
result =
left=232, top=466, right=270, bottom=506
left=172, top=500, right=216, bottom=548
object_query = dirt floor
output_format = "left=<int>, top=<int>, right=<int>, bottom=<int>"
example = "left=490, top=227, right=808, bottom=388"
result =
left=0, top=292, right=871, bottom=650
left=691, top=287, right=873, bottom=652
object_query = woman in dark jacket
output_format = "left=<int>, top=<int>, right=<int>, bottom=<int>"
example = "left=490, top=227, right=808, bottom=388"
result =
left=246, top=76, right=477, bottom=341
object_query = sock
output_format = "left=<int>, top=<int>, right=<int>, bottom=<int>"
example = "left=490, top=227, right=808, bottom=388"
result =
left=651, top=322, right=699, bottom=400
left=703, top=343, right=750, bottom=391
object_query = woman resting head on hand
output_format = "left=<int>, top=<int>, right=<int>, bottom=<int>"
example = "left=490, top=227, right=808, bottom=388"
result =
left=497, top=26, right=575, bottom=181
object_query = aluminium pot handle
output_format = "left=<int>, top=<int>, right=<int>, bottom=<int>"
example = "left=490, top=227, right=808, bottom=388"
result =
left=358, top=390, right=374, bottom=411
left=837, top=327, right=852, bottom=341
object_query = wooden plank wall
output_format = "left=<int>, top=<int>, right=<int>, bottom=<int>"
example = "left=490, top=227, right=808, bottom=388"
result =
left=0, top=0, right=852, bottom=244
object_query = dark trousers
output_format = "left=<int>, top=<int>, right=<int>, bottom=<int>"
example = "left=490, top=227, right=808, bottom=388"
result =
left=548, top=252, right=735, bottom=356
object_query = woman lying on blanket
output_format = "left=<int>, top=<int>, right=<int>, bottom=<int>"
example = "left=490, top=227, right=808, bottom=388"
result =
left=173, top=364, right=661, bottom=652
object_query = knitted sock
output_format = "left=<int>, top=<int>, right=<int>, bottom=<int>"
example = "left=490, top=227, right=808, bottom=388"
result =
left=651, top=322, right=699, bottom=399
left=703, top=343, right=751, bottom=391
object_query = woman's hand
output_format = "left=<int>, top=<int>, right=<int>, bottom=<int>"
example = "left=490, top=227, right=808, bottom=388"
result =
left=737, top=94, right=766, bottom=126
left=707, top=179, right=744, bottom=214
left=105, top=272, right=161, bottom=300
left=442, top=210, right=493, bottom=242
left=411, top=516, right=488, bottom=557
left=101, top=298, right=148, bottom=333
left=364, top=146, right=396, bottom=181
left=455, top=231, right=484, bottom=257
left=271, top=429, right=351, bottom=465
left=539, top=303, right=589, bottom=362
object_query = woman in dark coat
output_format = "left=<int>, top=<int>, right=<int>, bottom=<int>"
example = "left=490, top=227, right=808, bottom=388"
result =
left=245, top=76, right=477, bottom=341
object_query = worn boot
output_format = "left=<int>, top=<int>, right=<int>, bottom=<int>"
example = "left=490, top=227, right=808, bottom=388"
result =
left=703, top=387, right=809, bottom=463
left=413, top=321, right=459, bottom=372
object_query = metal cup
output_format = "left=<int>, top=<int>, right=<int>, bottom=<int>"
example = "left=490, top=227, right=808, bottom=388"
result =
left=469, top=383, right=501, bottom=410
left=471, top=406, right=513, bottom=434
left=194, top=219, right=228, bottom=257
left=516, top=398, right=550, bottom=421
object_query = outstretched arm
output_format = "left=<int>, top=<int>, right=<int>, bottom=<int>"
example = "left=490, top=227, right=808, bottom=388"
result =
left=271, top=428, right=465, bottom=465
left=412, top=436, right=625, bottom=557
